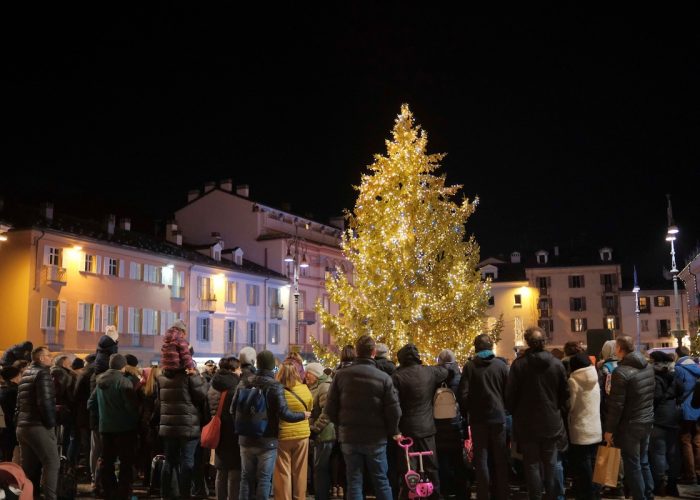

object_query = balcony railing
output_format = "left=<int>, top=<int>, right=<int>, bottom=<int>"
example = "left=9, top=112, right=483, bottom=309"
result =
left=199, top=295, right=217, bottom=312
left=298, top=310, right=316, bottom=325
left=270, top=304, right=284, bottom=320
left=44, top=330, right=64, bottom=350
left=44, top=265, right=67, bottom=285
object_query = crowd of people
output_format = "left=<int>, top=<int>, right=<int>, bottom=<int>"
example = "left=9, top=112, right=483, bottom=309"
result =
left=1, top=323, right=700, bottom=500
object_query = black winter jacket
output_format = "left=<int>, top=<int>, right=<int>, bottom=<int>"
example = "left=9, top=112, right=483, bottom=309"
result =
left=232, top=368, right=306, bottom=449
left=326, top=357, right=402, bottom=445
left=207, top=369, right=241, bottom=469
left=95, top=335, right=118, bottom=375
left=0, top=382, right=18, bottom=449
left=157, top=370, right=208, bottom=439
left=375, top=356, right=397, bottom=376
left=16, top=362, right=56, bottom=428
left=435, top=361, right=464, bottom=450
left=51, top=365, right=75, bottom=407
left=392, top=345, right=448, bottom=438
left=604, top=351, right=655, bottom=434
left=73, top=363, right=95, bottom=430
left=0, top=342, right=32, bottom=367
left=459, top=354, right=509, bottom=425
left=506, top=349, right=568, bottom=442
left=652, top=363, right=683, bottom=429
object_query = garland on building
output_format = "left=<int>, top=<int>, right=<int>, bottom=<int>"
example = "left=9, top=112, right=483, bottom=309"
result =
left=312, top=105, right=494, bottom=366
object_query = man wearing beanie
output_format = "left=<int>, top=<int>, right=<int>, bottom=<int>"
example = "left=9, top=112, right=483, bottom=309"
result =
left=374, top=343, right=396, bottom=376
left=306, top=362, right=335, bottom=500
left=239, top=346, right=257, bottom=379
left=88, top=353, right=139, bottom=499
left=235, top=350, right=310, bottom=500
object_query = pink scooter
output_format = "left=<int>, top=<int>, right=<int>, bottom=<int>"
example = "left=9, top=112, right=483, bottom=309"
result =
left=397, top=437, right=434, bottom=499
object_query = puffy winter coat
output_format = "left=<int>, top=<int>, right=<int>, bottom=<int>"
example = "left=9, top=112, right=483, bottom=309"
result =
left=567, top=365, right=602, bottom=445
left=506, top=349, right=568, bottom=442
left=375, top=356, right=396, bottom=376
left=16, top=362, right=56, bottom=428
left=157, top=370, right=207, bottom=439
left=0, top=342, right=32, bottom=367
left=95, top=335, right=118, bottom=375
left=309, top=373, right=334, bottom=442
left=88, top=369, right=139, bottom=433
left=279, top=383, right=313, bottom=441
left=653, top=362, right=683, bottom=429
left=392, top=344, right=448, bottom=438
left=604, top=351, right=655, bottom=435
left=160, top=328, right=194, bottom=371
left=73, top=363, right=95, bottom=430
left=50, top=365, right=75, bottom=407
left=459, top=354, right=509, bottom=425
left=207, top=369, right=240, bottom=469
left=675, top=356, right=700, bottom=421
left=326, top=357, right=401, bottom=445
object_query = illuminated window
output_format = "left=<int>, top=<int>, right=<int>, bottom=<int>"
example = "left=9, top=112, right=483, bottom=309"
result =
left=571, top=318, right=587, bottom=332
left=247, top=284, right=260, bottom=306
left=78, top=303, right=96, bottom=331
left=654, top=296, right=670, bottom=307
left=83, top=254, right=96, bottom=273
left=606, top=316, right=617, bottom=330
left=639, top=296, right=651, bottom=313
left=48, top=247, right=62, bottom=267
left=226, top=281, right=238, bottom=303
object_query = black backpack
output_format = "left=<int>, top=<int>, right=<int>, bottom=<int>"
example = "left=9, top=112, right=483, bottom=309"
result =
left=233, top=383, right=269, bottom=437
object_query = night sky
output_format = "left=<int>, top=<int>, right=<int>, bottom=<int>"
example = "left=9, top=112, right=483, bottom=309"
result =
left=4, top=8, right=700, bottom=284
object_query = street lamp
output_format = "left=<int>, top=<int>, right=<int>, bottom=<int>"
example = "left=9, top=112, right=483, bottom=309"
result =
left=633, top=266, right=641, bottom=351
left=285, top=226, right=309, bottom=345
left=666, top=194, right=685, bottom=347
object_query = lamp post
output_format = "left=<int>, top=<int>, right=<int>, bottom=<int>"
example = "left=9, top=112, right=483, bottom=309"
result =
left=284, top=227, right=309, bottom=346
left=666, top=194, right=685, bottom=347
left=633, top=266, right=641, bottom=351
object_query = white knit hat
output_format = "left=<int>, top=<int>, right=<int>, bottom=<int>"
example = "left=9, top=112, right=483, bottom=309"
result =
left=239, top=346, right=257, bottom=367
left=305, top=362, right=324, bottom=378
left=105, top=325, right=119, bottom=342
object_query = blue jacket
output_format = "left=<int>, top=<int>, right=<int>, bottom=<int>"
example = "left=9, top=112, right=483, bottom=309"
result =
left=675, top=357, right=700, bottom=421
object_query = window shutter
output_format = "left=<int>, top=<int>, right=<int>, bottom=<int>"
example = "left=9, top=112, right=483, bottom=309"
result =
left=101, top=305, right=108, bottom=331
left=583, top=318, right=588, bottom=331
left=130, top=262, right=137, bottom=280
left=581, top=276, right=585, bottom=287
left=95, top=256, right=102, bottom=275
left=77, top=302, right=85, bottom=331
left=43, top=247, right=50, bottom=265
left=600, top=274, right=605, bottom=285
left=116, top=306, right=123, bottom=332
left=40, top=298, right=48, bottom=328
left=568, top=276, right=573, bottom=288
left=197, top=277, right=202, bottom=298
left=118, top=260, right=125, bottom=278
left=59, top=301, right=67, bottom=330
left=93, top=304, right=100, bottom=332
left=582, top=297, right=587, bottom=311
left=613, top=274, right=618, bottom=285
left=179, top=271, right=185, bottom=288
left=128, top=307, right=135, bottom=334
left=569, top=298, right=575, bottom=311
left=570, top=319, right=576, bottom=332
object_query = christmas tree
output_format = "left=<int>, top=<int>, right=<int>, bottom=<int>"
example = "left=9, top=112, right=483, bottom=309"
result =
left=313, top=104, right=491, bottom=365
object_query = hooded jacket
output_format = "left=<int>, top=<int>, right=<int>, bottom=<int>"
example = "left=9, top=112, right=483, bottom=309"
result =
left=95, top=335, right=118, bottom=375
left=392, top=344, right=448, bottom=438
left=604, top=351, right=655, bottom=434
left=160, top=328, right=195, bottom=371
left=207, top=369, right=241, bottom=469
left=506, top=349, right=568, bottom=442
left=88, top=369, right=139, bottom=433
left=0, top=342, right=32, bottom=367
left=16, top=361, right=56, bottom=428
left=675, top=356, right=700, bottom=421
left=653, top=361, right=683, bottom=429
left=459, top=353, right=509, bottom=426
left=309, top=373, right=335, bottom=442
left=375, top=356, right=397, bottom=376
left=157, top=369, right=208, bottom=439
left=567, top=365, right=602, bottom=445
left=326, top=357, right=402, bottom=445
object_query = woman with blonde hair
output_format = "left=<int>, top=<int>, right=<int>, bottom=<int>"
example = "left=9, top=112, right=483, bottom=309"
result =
left=273, top=361, right=313, bottom=500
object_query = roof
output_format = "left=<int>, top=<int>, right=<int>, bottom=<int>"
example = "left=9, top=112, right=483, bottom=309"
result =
left=1, top=202, right=288, bottom=281
left=480, top=261, right=527, bottom=282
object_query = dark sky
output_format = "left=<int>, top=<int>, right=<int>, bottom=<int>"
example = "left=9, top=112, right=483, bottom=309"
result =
left=4, top=8, right=700, bottom=283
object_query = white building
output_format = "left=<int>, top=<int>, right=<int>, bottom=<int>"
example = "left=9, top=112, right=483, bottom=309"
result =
left=619, top=288, right=689, bottom=350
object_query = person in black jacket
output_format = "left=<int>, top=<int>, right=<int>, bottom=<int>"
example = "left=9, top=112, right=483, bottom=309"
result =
left=374, top=344, right=396, bottom=376
left=51, top=354, right=77, bottom=463
left=233, top=350, right=309, bottom=500
left=0, top=365, right=20, bottom=461
left=459, top=334, right=509, bottom=500
left=95, top=326, right=119, bottom=375
left=506, top=327, right=568, bottom=500
left=0, top=341, right=33, bottom=367
left=649, top=351, right=683, bottom=497
left=604, top=336, right=655, bottom=500
left=73, top=354, right=97, bottom=481
left=326, top=335, right=402, bottom=500
left=207, top=356, right=242, bottom=500
left=16, top=346, right=59, bottom=500
left=391, top=343, right=447, bottom=500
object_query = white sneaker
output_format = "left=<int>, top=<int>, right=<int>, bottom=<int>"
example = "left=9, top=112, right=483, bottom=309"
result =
left=338, top=486, right=344, bottom=498
left=331, top=486, right=338, bottom=497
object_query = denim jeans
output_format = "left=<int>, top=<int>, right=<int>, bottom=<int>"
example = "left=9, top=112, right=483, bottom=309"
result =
left=519, top=438, right=558, bottom=500
left=239, top=445, right=277, bottom=500
left=471, top=422, right=509, bottom=500
left=162, top=437, right=199, bottom=499
left=314, top=441, right=335, bottom=500
left=619, top=424, right=654, bottom=500
left=341, top=442, right=393, bottom=500
left=651, top=426, right=680, bottom=489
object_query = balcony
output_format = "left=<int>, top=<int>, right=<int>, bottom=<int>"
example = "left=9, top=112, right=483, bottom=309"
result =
left=199, top=295, right=217, bottom=313
left=44, top=330, right=64, bottom=351
left=44, top=265, right=67, bottom=285
left=270, top=304, right=284, bottom=320
left=298, top=310, right=316, bottom=325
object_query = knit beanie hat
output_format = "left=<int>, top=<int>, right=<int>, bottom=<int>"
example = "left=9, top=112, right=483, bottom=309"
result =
left=239, top=346, right=257, bottom=367
left=569, top=352, right=592, bottom=373
left=105, top=325, right=119, bottom=342
left=438, top=349, right=456, bottom=365
left=125, top=354, right=139, bottom=367
left=305, top=362, right=324, bottom=378
left=109, top=353, right=127, bottom=370
left=257, top=350, right=276, bottom=371
left=600, top=340, right=617, bottom=360
left=170, top=320, right=187, bottom=332
left=71, top=357, right=85, bottom=370
left=375, top=343, right=389, bottom=358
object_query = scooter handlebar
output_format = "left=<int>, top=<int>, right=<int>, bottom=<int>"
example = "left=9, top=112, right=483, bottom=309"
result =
left=397, top=437, right=414, bottom=449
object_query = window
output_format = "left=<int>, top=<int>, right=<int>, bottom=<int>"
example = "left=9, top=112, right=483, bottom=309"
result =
left=571, top=318, right=588, bottom=332
left=128, top=307, right=143, bottom=334
left=322, top=295, right=331, bottom=312
left=570, top=297, right=586, bottom=312
left=247, top=321, right=258, bottom=344
left=601, top=273, right=617, bottom=288
left=83, top=254, right=97, bottom=273
left=226, top=281, right=238, bottom=304
left=605, top=316, right=618, bottom=330
left=269, top=288, right=282, bottom=319
left=48, top=247, right=62, bottom=267
left=142, top=309, right=159, bottom=336
left=538, top=297, right=551, bottom=310
left=639, top=296, right=651, bottom=314
left=225, top=320, right=236, bottom=344
left=654, top=296, right=670, bottom=307
left=106, top=258, right=119, bottom=277
left=144, top=264, right=161, bottom=284
left=197, top=317, right=211, bottom=342
left=537, top=254, right=548, bottom=264
left=538, top=319, right=554, bottom=340
left=198, top=276, right=212, bottom=299
left=568, top=275, right=585, bottom=288
left=488, top=295, right=495, bottom=307
left=641, top=319, right=649, bottom=332
left=658, top=319, right=671, bottom=337
left=513, top=294, right=522, bottom=307
left=41, top=299, right=64, bottom=330
left=603, top=295, right=617, bottom=310
left=537, top=276, right=551, bottom=290
left=269, top=323, right=280, bottom=344
left=130, top=262, right=143, bottom=280
left=104, top=305, right=117, bottom=329
left=171, top=271, right=185, bottom=299
left=247, top=284, right=259, bottom=306
left=77, top=303, right=98, bottom=331
left=484, top=272, right=495, bottom=280
left=514, top=316, right=523, bottom=339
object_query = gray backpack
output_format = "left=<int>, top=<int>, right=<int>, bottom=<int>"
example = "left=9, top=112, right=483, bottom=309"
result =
left=433, top=384, right=458, bottom=419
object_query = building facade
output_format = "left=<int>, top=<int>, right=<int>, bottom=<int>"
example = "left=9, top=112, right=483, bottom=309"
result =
left=679, top=251, right=700, bottom=334
left=619, top=289, right=689, bottom=349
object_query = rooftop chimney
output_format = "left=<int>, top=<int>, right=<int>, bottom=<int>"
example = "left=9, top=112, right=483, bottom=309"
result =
left=510, top=251, right=521, bottom=264
left=172, top=230, right=183, bottom=246
left=119, top=217, right=131, bottom=232
left=106, top=214, right=116, bottom=236
left=187, top=189, right=200, bottom=203
left=220, top=179, right=233, bottom=192
left=204, top=181, right=216, bottom=193
left=42, top=202, right=54, bottom=222
left=165, top=221, right=181, bottom=245
left=236, top=184, right=250, bottom=198
left=329, top=215, right=346, bottom=231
